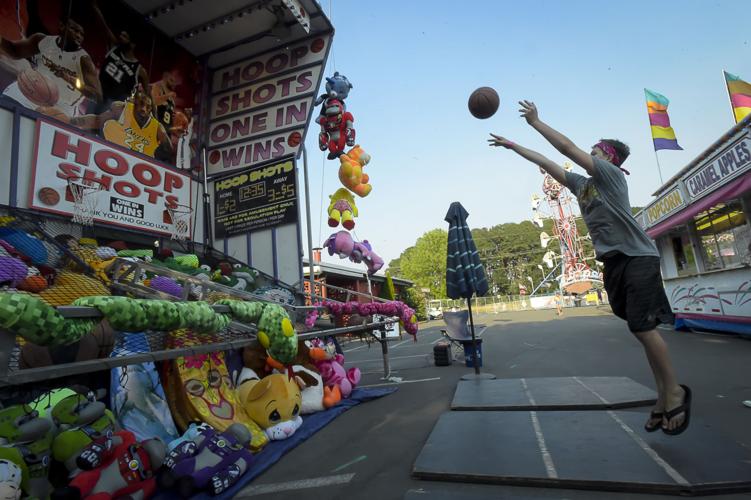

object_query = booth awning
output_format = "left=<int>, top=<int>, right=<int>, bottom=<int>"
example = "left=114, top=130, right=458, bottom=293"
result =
left=646, top=173, right=751, bottom=238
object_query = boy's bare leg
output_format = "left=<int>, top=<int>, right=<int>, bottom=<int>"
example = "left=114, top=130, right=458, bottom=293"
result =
left=633, top=329, right=686, bottom=431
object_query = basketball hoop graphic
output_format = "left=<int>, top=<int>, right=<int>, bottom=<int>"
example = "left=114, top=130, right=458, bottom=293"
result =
left=66, top=177, right=104, bottom=226
left=165, top=202, right=193, bottom=241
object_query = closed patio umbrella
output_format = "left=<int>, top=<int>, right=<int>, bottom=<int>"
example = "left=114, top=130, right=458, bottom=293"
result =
left=444, top=202, right=494, bottom=379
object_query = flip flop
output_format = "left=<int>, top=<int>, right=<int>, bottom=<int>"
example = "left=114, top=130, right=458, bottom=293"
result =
left=644, top=410, right=664, bottom=432
left=662, top=384, right=692, bottom=436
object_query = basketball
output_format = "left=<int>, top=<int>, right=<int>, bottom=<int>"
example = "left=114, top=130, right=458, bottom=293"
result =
left=287, top=131, right=302, bottom=147
left=17, top=69, right=59, bottom=107
left=311, top=38, right=325, bottom=53
left=468, top=86, right=500, bottom=119
left=37, top=187, right=60, bottom=206
left=209, top=150, right=221, bottom=164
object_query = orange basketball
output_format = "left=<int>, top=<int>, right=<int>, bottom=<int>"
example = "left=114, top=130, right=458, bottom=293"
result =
left=311, top=38, right=325, bottom=53
left=209, top=150, right=221, bottom=164
left=468, top=86, right=500, bottom=119
left=38, top=187, right=60, bottom=206
left=17, top=69, right=59, bottom=107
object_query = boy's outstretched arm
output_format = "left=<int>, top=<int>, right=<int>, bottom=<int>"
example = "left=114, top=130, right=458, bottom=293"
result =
left=488, top=134, right=567, bottom=185
left=519, top=101, right=595, bottom=175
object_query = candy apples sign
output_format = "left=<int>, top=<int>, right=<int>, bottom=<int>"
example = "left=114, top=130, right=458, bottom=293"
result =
left=29, top=120, right=192, bottom=235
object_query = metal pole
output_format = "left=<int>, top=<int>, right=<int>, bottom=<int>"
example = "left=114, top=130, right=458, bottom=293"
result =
left=302, top=145, right=316, bottom=298
left=201, top=148, right=213, bottom=249
left=467, top=297, right=480, bottom=375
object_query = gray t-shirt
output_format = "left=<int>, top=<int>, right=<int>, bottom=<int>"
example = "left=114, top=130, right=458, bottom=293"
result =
left=564, top=157, right=658, bottom=259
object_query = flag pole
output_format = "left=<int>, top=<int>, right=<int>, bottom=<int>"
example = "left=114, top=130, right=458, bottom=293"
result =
left=653, top=149, right=664, bottom=185
left=722, top=70, right=737, bottom=125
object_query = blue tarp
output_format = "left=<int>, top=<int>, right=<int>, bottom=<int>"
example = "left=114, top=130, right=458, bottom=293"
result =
left=675, top=317, right=751, bottom=338
left=155, top=386, right=398, bottom=500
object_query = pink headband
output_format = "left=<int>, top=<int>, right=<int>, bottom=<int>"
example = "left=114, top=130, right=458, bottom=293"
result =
left=594, top=141, right=629, bottom=175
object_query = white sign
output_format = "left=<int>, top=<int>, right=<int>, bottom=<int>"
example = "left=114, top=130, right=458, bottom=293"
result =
left=373, top=314, right=401, bottom=338
left=212, top=36, right=329, bottom=92
left=645, top=186, right=686, bottom=226
left=683, top=135, right=751, bottom=200
left=208, top=96, right=311, bottom=148
left=29, top=120, right=193, bottom=236
left=206, top=127, right=305, bottom=177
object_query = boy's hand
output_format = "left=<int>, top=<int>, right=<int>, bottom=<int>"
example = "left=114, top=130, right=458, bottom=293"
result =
left=519, top=100, right=539, bottom=125
left=488, top=133, right=515, bottom=149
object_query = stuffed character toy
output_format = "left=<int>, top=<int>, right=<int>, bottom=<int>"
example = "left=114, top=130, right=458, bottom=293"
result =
left=53, top=431, right=165, bottom=500
left=350, top=240, right=384, bottom=275
left=313, top=354, right=361, bottom=404
left=231, top=264, right=258, bottom=290
left=338, top=145, right=372, bottom=197
left=324, top=231, right=355, bottom=259
left=160, top=423, right=253, bottom=497
left=314, top=72, right=355, bottom=159
left=236, top=371, right=303, bottom=440
left=0, top=459, right=22, bottom=500
left=327, top=188, right=358, bottom=230
left=17, top=266, right=49, bottom=292
left=0, top=405, right=54, bottom=500
left=0, top=256, right=28, bottom=287
left=49, top=391, right=119, bottom=472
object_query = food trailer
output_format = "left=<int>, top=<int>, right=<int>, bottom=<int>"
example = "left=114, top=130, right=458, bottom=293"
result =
left=637, top=115, right=751, bottom=336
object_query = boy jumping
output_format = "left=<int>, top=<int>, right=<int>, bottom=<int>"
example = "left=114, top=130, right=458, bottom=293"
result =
left=489, top=100, right=691, bottom=436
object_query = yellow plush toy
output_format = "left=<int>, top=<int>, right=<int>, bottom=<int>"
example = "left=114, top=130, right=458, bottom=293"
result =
left=327, top=188, right=358, bottom=230
left=236, top=371, right=303, bottom=441
left=338, top=145, right=372, bottom=197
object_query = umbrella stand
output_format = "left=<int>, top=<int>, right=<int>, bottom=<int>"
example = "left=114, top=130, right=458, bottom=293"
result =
left=460, top=297, right=496, bottom=381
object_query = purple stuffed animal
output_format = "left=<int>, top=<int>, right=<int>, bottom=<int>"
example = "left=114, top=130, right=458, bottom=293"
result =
left=349, top=240, right=384, bottom=275
left=324, top=231, right=355, bottom=259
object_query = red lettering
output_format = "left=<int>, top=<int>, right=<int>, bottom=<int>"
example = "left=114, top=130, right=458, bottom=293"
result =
left=296, top=71, right=313, bottom=93
left=94, top=150, right=128, bottom=176
left=253, top=84, right=275, bottom=105
left=286, top=101, right=307, bottom=125
left=144, top=188, right=164, bottom=204
left=290, top=46, right=308, bottom=67
left=251, top=112, right=267, bottom=133
left=82, top=170, right=112, bottom=190
left=133, top=163, right=161, bottom=187
left=215, top=96, right=230, bottom=117
left=165, top=194, right=179, bottom=207
left=164, top=172, right=184, bottom=193
left=275, top=107, right=284, bottom=127
left=114, top=180, right=140, bottom=198
left=232, top=118, right=250, bottom=139
left=272, top=137, right=286, bottom=157
left=222, top=147, right=244, bottom=167
left=51, top=130, right=91, bottom=165
left=277, top=75, right=296, bottom=97
left=55, top=162, right=80, bottom=181
left=231, top=90, right=253, bottom=113
left=266, top=54, right=288, bottom=74
left=240, top=62, right=264, bottom=84
left=253, top=140, right=271, bottom=162
left=220, top=68, right=241, bottom=90
left=211, top=124, right=231, bottom=144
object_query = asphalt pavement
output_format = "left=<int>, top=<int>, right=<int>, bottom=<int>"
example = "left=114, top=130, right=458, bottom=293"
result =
left=233, top=306, right=751, bottom=500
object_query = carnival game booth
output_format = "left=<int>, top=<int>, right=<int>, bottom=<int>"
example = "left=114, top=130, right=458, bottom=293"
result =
left=637, top=114, right=751, bottom=337
left=0, top=2, right=418, bottom=499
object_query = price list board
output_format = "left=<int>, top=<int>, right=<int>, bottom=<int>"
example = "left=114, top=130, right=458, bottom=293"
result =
left=213, top=159, right=298, bottom=238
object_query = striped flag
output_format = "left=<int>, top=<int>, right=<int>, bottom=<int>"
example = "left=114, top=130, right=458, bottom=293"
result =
left=644, top=89, right=683, bottom=151
left=723, top=71, right=751, bottom=124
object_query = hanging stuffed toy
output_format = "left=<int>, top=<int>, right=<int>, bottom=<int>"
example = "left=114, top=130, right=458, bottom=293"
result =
left=338, top=145, right=372, bottom=197
left=327, top=188, right=358, bottom=230
left=315, top=72, right=355, bottom=159
left=350, top=240, right=384, bottom=275
left=323, top=231, right=355, bottom=259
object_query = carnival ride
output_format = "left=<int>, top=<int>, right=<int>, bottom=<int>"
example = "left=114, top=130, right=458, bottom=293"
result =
left=530, top=164, right=603, bottom=295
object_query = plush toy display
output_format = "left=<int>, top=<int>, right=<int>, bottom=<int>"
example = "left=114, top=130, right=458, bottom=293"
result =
left=50, top=391, right=119, bottom=472
left=350, top=240, right=384, bottom=275
left=54, top=430, right=165, bottom=500
left=323, top=300, right=419, bottom=338
left=236, top=371, right=303, bottom=440
left=338, top=145, right=372, bottom=197
left=160, top=423, right=253, bottom=497
left=324, top=231, right=354, bottom=259
left=0, top=459, right=22, bottom=500
left=327, top=188, right=359, bottom=230
left=0, top=405, right=54, bottom=500
left=315, top=72, right=355, bottom=159
left=313, top=352, right=361, bottom=403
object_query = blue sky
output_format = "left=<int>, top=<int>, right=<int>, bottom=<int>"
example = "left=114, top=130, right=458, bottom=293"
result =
left=300, top=0, right=750, bottom=269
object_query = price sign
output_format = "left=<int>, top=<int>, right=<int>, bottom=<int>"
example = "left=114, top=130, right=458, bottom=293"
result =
left=213, top=159, right=297, bottom=238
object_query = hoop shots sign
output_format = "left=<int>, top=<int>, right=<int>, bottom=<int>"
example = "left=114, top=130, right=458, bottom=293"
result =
left=213, top=159, right=297, bottom=238
left=206, top=35, right=331, bottom=178
left=28, top=120, right=193, bottom=235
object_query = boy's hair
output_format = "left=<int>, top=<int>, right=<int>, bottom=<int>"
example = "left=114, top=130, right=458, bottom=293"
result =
left=601, top=139, right=630, bottom=164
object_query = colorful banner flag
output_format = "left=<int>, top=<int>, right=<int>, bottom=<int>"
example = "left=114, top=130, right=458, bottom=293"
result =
left=644, top=89, right=683, bottom=151
left=723, top=71, right=751, bottom=124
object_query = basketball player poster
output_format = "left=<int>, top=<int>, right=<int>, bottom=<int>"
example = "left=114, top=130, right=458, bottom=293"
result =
left=0, top=0, right=199, bottom=165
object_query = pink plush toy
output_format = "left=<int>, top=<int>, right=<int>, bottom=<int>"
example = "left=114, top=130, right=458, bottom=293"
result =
left=314, top=353, right=361, bottom=400
left=350, top=240, right=384, bottom=275
left=323, top=231, right=355, bottom=259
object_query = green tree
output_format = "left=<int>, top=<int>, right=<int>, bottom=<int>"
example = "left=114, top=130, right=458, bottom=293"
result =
left=389, top=229, right=448, bottom=299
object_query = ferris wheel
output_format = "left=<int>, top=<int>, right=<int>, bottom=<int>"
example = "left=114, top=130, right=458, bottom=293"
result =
left=531, top=163, right=603, bottom=295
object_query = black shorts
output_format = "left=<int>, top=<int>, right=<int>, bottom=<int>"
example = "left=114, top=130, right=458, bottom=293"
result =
left=603, top=254, right=675, bottom=333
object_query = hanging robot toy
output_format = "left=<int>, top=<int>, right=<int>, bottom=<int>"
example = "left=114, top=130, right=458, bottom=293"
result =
left=315, top=72, right=355, bottom=159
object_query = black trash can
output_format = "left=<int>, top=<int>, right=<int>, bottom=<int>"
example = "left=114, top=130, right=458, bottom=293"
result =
left=433, top=342, right=452, bottom=366
left=463, top=339, right=482, bottom=368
